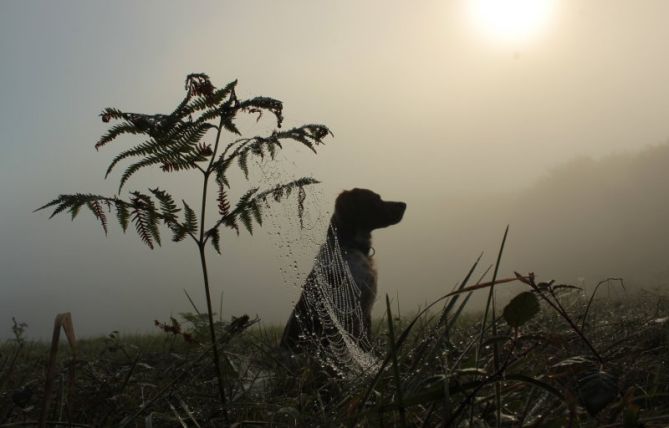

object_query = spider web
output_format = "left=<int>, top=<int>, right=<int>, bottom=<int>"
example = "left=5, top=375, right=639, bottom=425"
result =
left=254, top=156, right=380, bottom=376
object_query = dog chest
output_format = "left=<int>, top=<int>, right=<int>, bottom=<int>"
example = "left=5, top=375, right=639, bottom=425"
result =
left=345, top=251, right=378, bottom=311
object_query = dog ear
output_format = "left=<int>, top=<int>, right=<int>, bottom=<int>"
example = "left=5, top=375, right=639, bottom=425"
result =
left=333, top=190, right=356, bottom=226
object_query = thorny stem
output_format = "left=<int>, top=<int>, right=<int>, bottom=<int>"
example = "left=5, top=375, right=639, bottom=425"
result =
left=519, top=274, right=605, bottom=365
left=541, top=286, right=604, bottom=364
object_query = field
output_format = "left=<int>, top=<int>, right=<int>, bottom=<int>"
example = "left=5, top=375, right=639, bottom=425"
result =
left=1, top=281, right=668, bottom=427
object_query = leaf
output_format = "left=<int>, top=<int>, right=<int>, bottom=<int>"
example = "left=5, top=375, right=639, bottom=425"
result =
left=131, top=207, right=155, bottom=249
left=221, top=215, right=239, bottom=235
left=180, top=78, right=237, bottom=118
left=238, top=150, right=250, bottom=178
left=87, top=200, right=108, bottom=235
left=182, top=201, right=198, bottom=233
left=171, top=224, right=188, bottom=242
left=149, top=188, right=180, bottom=224
left=110, top=121, right=214, bottom=188
left=69, top=203, right=82, bottom=220
left=96, top=122, right=144, bottom=150
left=249, top=201, right=262, bottom=226
left=239, top=210, right=253, bottom=235
left=220, top=124, right=331, bottom=179
left=118, top=156, right=165, bottom=192
left=130, top=192, right=161, bottom=248
left=577, top=370, right=618, bottom=416
left=208, top=228, right=221, bottom=254
left=217, top=183, right=230, bottom=217
left=105, top=139, right=160, bottom=178
left=239, top=96, right=284, bottom=128
left=503, top=291, right=540, bottom=328
left=116, top=203, right=130, bottom=232
left=221, top=118, right=240, bottom=135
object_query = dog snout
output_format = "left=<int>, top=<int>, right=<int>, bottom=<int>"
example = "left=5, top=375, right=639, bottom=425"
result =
left=386, top=201, right=406, bottom=224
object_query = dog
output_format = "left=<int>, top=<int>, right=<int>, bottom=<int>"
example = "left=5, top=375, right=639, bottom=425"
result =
left=280, top=188, right=406, bottom=352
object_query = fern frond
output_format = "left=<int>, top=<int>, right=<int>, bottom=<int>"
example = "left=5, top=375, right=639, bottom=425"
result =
left=223, top=216, right=239, bottom=235
left=166, top=91, right=193, bottom=125
left=180, top=79, right=238, bottom=118
left=118, top=157, right=164, bottom=192
left=208, top=228, right=221, bottom=254
left=239, top=210, right=253, bottom=235
left=160, top=143, right=212, bottom=172
left=217, top=183, right=230, bottom=217
left=211, top=156, right=234, bottom=188
left=235, top=188, right=260, bottom=210
left=116, top=203, right=130, bottom=232
left=182, top=201, right=198, bottom=233
left=69, top=204, right=82, bottom=220
left=207, top=177, right=318, bottom=237
left=129, top=192, right=161, bottom=248
left=275, top=124, right=332, bottom=154
left=99, top=108, right=125, bottom=123
left=105, top=139, right=161, bottom=178
left=87, top=200, right=108, bottom=235
left=219, top=124, right=331, bottom=180
left=97, top=109, right=173, bottom=150
left=36, top=193, right=160, bottom=240
left=249, top=201, right=263, bottom=226
left=171, top=121, right=215, bottom=147
left=106, top=121, right=214, bottom=179
left=36, top=193, right=115, bottom=220
left=149, top=188, right=180, bottom=224
left=171, top=225, right=188, bottom=242
left=237, top=150, right=250, bottom=178
left=185, top=73, right=215, bottom=98
left=131, top=208, right=155, bottom=249
left=96, top=122, right=145, bottom=151
left=118, top=145, right=206, bottom=191
left=238, top=97, right=284, bottom=128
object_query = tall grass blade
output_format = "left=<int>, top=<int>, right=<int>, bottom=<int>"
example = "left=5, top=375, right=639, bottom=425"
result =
left=439, top=253, right=483, bottom=327
left=39, top=312, right=77, bottom=428
left=386, top=294, right=407, bottom=427
left=581, top=277, right=624, bottom=330
left=478, top=225, right=509, bottom=428
left=183, top=289, right=201, bottom=315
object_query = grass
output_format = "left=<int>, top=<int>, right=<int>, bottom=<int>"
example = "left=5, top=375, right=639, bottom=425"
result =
left=1, top=286, right=669, bottom=427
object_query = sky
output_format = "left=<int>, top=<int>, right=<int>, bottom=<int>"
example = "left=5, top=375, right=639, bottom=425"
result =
left=1, top=0, right=669, bottom=338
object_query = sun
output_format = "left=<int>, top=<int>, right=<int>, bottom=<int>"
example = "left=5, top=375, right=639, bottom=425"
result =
left=468, top=0, right=557, bottom=44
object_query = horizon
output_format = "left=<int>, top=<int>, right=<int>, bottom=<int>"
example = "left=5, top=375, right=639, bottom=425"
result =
left=2, top=0, right=669, bottom=339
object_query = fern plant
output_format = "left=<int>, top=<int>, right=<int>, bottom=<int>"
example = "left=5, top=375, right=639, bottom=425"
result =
left=37, top=74, right=332, bottom=418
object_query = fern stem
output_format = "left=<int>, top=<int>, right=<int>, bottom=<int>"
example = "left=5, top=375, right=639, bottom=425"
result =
left=198, top=115, right=229, bottom=423
left=198, top=243, right=229, bottom=421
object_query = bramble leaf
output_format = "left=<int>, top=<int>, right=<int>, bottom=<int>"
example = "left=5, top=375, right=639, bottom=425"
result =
left=503, top=291, right=540, bottom=328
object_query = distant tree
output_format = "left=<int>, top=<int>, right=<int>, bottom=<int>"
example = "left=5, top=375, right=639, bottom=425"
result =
left=37, top=74, right=332, bottom=419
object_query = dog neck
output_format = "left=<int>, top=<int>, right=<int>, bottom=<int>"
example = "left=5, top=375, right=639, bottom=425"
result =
left=328, top=218, right=373, bottom=256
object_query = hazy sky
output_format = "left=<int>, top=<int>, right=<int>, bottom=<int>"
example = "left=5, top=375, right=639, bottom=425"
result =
left=2, top=1, right=669, bottom=338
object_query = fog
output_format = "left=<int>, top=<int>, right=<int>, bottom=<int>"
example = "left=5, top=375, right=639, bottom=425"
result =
left=1, top=1, right=668, bottom=338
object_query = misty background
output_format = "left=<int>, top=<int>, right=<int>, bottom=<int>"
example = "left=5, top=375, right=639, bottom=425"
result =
left=1, top=1, right=668, bottom=339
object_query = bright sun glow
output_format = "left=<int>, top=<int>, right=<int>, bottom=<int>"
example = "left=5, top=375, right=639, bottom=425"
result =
left=468, top=0, right=557, bottom=44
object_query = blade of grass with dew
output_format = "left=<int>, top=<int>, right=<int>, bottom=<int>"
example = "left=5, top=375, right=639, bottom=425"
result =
left=351, top=263, right=525, bottom=424
left=439, top=253, right=483, bottom=326
left=386, top=294, right=407, bottom=427
left=478, top=225, right=509, bottom=428
left=183, top=289, right=201, bottom=315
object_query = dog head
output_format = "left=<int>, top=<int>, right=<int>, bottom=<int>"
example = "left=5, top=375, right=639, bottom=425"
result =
left=332, top=188, right=406, bottom=234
